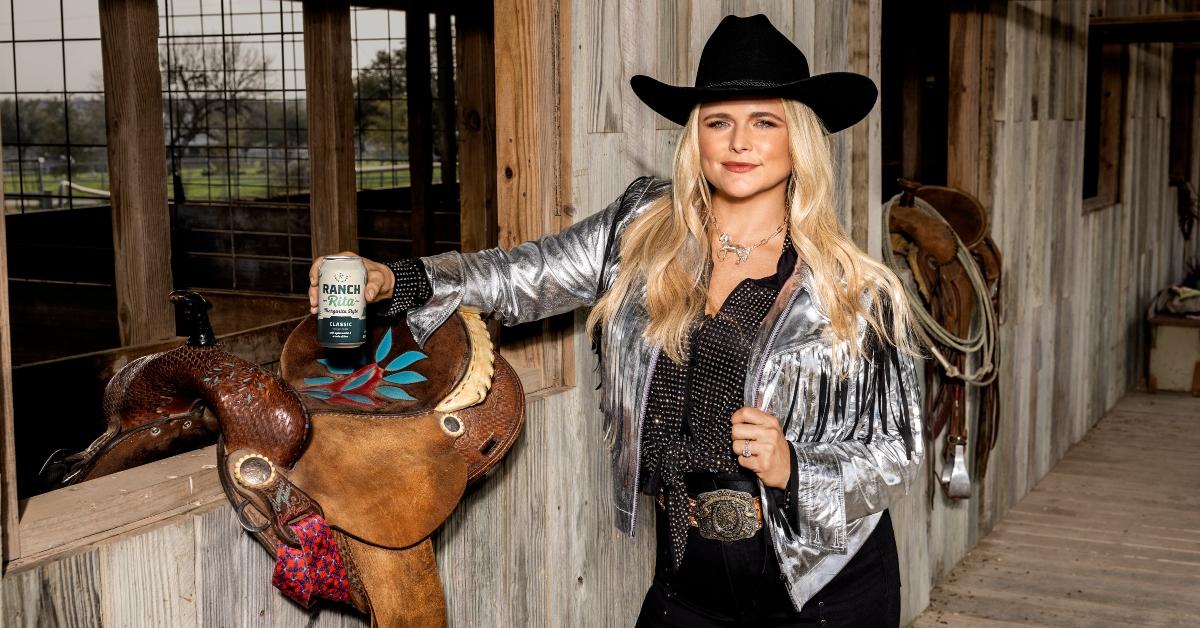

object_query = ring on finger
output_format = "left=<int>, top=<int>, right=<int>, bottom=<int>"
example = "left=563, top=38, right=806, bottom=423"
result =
left=741, top=439, right=753, bottom=458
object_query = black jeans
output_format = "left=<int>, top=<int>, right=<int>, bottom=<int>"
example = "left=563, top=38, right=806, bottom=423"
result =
left=635, top=473, right=901, bottom=627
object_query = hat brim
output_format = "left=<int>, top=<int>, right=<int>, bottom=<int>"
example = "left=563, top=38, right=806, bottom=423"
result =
left=629, top=72, right=878, bottom=133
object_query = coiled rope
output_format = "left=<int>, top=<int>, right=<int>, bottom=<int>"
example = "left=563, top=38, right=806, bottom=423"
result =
left=881, top=192, right=998, bottom=386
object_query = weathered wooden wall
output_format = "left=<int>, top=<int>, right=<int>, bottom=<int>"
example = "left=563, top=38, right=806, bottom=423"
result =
left=921, top=0, right=1200, bottom=618
left=4, top=1, right=1197, bottom=626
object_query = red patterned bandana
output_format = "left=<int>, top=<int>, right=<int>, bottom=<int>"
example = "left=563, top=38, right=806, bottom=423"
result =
left=272, top=514, right=352, bottom=606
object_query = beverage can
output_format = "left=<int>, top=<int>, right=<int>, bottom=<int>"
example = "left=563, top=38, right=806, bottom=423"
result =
left=317, top=256, right=368, bottom=348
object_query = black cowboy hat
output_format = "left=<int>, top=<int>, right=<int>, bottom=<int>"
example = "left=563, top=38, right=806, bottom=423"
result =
left=630, top=14, right=878, bottom=133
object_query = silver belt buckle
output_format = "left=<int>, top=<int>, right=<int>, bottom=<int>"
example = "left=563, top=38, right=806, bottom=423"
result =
left=695, top=488, right=759, bottom=542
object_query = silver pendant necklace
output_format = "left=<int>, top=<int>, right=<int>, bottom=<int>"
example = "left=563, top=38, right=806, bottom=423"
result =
left=712, top=214, right=786, bottom=265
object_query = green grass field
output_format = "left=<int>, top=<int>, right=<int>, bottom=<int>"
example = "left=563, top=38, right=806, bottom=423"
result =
left=3, top=159, right=438, bottom=204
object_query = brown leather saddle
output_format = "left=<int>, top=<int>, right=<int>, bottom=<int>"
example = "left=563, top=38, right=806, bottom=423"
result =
left=887, top=180, right=1002, bottom=500
left=57, top=290, right=524, bottom=626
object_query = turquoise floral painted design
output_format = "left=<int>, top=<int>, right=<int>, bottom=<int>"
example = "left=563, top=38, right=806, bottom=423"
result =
left=299, top=328, right=427, bottom=406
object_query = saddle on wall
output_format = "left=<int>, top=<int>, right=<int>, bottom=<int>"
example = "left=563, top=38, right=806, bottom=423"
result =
left=886, top=180, right=1003, bottom=501
left=57, top=290, right=525, bottom=627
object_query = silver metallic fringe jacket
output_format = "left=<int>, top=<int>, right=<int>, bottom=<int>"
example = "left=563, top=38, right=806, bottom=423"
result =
left=403, top=176, right=924, bottom=612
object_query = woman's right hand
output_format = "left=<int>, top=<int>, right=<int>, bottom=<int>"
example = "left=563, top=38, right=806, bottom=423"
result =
left=307, top=251, right=396, bottom=314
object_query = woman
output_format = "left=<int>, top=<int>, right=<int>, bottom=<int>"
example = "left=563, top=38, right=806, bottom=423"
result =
left=309, top=14, right=923, bottom=627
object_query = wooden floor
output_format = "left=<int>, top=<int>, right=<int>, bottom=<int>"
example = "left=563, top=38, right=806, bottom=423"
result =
left=911, top=392, right=1200, bottom=628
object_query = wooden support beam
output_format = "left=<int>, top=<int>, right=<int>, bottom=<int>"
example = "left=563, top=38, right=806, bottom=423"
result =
left=99, top=0, right=174, bottom=346
left=303, top=0, right=357, bottom=257
left=0, top=131, right=17, bottom=566
left=406, top=6, right=434, bottom=257
left=848, top=0, right=880, bottom=255
left=456, top=5, right=497, bottom=253
left=947, top=2, right=982, bottom=195
left=11, top=446, right=225, bottom=570
left=493, top=0, right=572, bottom=392
left=947, top=0, right=997, bottom=209
left=1090, top=12, right=1200, bottom=43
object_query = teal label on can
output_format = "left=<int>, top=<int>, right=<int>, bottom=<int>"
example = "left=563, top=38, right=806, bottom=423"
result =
left=318, top=316, right=366, bottom=344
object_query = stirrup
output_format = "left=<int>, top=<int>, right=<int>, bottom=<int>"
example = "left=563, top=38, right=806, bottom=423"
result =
left=939, top=435, right=972, bottom=499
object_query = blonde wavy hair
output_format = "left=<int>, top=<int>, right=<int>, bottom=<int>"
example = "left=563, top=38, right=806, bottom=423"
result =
left=585, top=98, right=920, bottom=373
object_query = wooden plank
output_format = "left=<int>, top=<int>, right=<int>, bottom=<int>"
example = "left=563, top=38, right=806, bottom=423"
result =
left=999, top=513, right=1200, bottom=553
left=655, top=0, right=690, bottom=131
left=558, top=0, right=576, bottom=389
left=1047, top=0, right=1063, bottom=119
left=621, top=0, right=658, bottom=184
left=100, top=517, right=197, bottom=626
left=1031, top=0, right=1050, bottom=120
left=912, top=614, right=1048, bottom=628
left=406, top=5, right=435, bottom=257
left=814, top=1, right=852, bottom=227
left=193, top=508, right=275, bottom=626
left=1, top=549, right=103, bottom=626
left=1048, top=120, right=1073, bottom=461
left=455, top=4, right=497, bottom=253
left=948, top=1, right=983, bottom=191
left=435, top=475, right=507, bottom=624
left=586, top=0, right=622, bottom=133
left=932, top=575, right=1198, bottom=627
left=793, top=0, right=815, bottom=65
left=972, top=534, right=1200, bottom=579
left=438, top=392, right=552, bottom=624
left=741, top=0, right=793, bottom=40
left=303, top=0, right=358, bottom=257
left=570, top=331, right=658, bottom=624
left=505, top=393, right=552, bottom=626
left=493, top=0, right=571, bottom=394
left=0, top=121, right=16, bottom=565
left=1091, top=11, right=1200, bottom=42
left=948, top=559, right=1200, bottom=612
left=975, top=2, right=999, bottom=213
left=1062, top=1, right=1089, bottom=121
left=1050, top=454, right=1200, bottom=482
left=847, top=0, right=876, bottom=252
left=99, top=0, right=174, bottom=347
left=992, top=519, right=1200, bottom=556
left=687, top=2, right=722, bottom=78
left=14, top=447, right=223, bottom=565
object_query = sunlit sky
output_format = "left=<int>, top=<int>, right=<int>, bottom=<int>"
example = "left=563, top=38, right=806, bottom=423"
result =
left=0, top=0, right=415, bottom=95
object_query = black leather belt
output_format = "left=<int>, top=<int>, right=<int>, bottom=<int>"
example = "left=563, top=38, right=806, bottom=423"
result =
left=657, top=488, right=763, bottom=542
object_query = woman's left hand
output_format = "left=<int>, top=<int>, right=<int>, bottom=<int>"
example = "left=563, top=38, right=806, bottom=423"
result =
left=730, top=407, right=790, bottom=489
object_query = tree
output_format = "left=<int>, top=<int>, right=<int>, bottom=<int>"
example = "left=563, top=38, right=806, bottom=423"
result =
left=353, top=45, right=452, bottom=164
left=160, top=40, right=269, bottom=152
left=354, top=48, right=409, bottom=158
left=1, top=98, right=65, bottom=147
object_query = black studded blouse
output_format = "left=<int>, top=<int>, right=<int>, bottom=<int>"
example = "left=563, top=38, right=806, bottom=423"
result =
left=380, top=259, right=435, bottom=318
left=638, top=234, right=800, bottom=572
